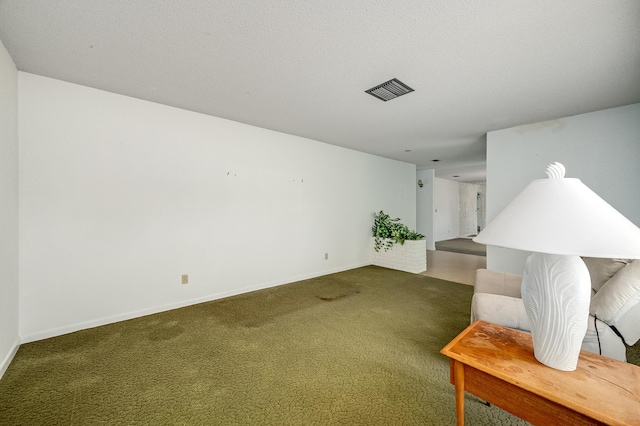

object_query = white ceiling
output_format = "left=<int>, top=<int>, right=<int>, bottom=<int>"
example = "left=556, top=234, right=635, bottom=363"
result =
left=1, top=1, right=639, bottom=182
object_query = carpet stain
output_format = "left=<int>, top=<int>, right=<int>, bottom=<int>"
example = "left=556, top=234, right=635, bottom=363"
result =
left=148, top=324, right=184, bottom=341
left=316, top=289, right=361, bottom=302
left=314, top=282, right=361, bottom=302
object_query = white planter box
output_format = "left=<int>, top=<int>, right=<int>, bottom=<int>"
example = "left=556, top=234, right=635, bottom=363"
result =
left=370, top=237, right=427, bottom=274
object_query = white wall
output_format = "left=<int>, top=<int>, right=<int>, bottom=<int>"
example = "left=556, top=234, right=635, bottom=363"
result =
left=18, top=73, right=416, bottom=341
left=416, top=169, right=435, bottom=250
left=0, top=40, right=20, bottom=377
left=486, top=103, right=640, bottom=273
left=434, top=178, right=460, bottom=242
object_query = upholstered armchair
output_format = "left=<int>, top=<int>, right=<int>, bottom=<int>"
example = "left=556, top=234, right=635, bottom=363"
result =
left=471, top=258, right=640, bottom=362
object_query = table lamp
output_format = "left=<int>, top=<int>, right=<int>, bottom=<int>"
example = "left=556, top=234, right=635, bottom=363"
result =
left=474, top=163, right=640, bottom=371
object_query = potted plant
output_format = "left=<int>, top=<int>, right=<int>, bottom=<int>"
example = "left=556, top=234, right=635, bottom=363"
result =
left=371, top=210, right=427, bottom=273
left=372, top=210, right=424, bottom=251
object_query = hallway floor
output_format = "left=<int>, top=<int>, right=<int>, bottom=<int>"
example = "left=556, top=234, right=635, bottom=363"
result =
left=420, top=250, right=486, bottom=286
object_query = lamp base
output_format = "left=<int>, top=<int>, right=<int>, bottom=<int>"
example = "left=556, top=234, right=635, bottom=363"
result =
left=521, top=253, right=591, bottom=371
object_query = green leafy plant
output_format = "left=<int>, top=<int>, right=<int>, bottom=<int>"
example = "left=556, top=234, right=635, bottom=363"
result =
left=372, top=210, right=424, bottom=252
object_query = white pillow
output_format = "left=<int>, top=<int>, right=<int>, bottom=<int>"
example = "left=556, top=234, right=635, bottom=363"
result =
left=582, top=257, right=631, bottom=292
left=590, top=259, right=640, bottom=325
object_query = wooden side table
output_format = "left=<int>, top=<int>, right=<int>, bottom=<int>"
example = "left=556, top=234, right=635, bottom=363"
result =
left=441, top=320, right=640, bottom=425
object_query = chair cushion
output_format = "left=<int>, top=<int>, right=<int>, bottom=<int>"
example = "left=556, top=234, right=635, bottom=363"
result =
left=474, top=268, right=523, bottom=298
left=471, top=293, right=530, bottom=332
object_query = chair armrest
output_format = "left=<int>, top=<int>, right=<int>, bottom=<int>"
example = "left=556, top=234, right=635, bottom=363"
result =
left=590, top=259, right=640, bottom=345
left=474, top=269, right=523, bottom=298
left=611, top=306, right=640, bottom=346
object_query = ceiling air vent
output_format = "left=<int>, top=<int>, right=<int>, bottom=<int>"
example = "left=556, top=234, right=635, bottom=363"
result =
left=365, top=78, right=414, bottom=102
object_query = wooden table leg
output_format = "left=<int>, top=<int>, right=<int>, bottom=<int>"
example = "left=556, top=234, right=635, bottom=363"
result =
left=454, top=360, right=465, bottom=426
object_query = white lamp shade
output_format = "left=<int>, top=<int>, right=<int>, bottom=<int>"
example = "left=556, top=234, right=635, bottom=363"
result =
left=474, top=174, right=640, bottom=259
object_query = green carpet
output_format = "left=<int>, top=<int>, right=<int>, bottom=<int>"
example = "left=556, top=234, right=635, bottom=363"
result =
left=1, top=266, right=635, bottom=425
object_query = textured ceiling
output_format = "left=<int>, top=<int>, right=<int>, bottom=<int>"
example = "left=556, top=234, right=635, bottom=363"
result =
left=1, top=1, right=639, bottom=182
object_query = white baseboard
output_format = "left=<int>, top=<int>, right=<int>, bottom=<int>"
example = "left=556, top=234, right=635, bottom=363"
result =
left=20, top=263, right=370, bottom=344
left=0, top=338, right=20, bottom=380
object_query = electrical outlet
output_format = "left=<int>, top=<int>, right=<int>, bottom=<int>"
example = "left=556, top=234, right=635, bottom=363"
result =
left=181, top=274, right=188, bottom=285
left=325, top=253, right=329, bottom=260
